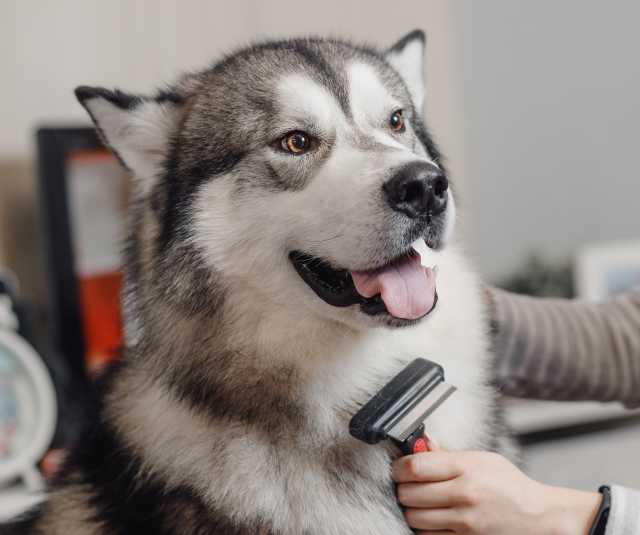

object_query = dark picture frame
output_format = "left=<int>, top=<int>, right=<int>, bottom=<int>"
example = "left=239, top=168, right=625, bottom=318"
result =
left=35, top=126, right=104, bottom=385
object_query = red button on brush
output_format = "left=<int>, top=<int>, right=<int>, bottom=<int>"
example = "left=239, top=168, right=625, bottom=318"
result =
left=412, top=437, right=428, bottom=453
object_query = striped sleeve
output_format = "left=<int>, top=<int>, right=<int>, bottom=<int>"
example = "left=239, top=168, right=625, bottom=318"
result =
left=607, top=486, right=640, bottom=535
left=489, top=287, right=640, bottom=407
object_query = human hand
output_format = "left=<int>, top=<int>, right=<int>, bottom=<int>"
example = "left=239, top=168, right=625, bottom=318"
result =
left=392, top=447, right=601, bottom=535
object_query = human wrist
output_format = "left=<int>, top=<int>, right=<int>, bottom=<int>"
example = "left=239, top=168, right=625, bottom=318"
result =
left=540, top=484, right=602, bottom=535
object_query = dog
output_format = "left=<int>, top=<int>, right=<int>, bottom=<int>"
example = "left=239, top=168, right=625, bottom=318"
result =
left=7, top=30, right=504, bottom=534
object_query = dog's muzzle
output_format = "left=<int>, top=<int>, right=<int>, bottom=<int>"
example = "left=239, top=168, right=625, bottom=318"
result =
left=289, top=161, right=448, bottom=324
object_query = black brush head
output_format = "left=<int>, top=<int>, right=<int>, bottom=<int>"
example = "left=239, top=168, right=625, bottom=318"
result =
left=349, top=358, right=449, bottom=445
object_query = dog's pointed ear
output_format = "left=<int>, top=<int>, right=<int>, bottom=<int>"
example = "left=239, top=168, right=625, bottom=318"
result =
left=75, top=86, right=185, bottom=192
left=385, top=30, right=426, bottom=115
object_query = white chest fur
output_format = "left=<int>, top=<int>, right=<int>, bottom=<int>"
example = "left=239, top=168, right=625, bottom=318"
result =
left=303, top=245, right=496, bottom=451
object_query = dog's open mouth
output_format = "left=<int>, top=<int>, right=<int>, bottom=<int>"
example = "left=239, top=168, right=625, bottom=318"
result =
left=289, top=238, right=438, bottom=321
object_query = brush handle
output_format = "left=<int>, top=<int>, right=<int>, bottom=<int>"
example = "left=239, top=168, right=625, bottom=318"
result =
left=397, top=424, right=428, bottom=455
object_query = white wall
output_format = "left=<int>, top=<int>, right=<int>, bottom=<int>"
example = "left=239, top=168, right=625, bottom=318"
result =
left=454, top=0, right=640, bottom=280
left=0, top=0, right=464, bottom=171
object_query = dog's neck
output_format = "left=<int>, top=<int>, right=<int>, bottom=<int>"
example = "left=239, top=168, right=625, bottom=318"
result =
left=125, top=278, right=407, bottom=443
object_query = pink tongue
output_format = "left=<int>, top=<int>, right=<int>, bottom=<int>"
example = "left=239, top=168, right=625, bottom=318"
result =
left=351, top=255, right=436, bottom=320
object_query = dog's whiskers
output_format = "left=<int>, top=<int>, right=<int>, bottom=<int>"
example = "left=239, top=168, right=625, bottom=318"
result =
left=310, top=232, right=345, bottom=245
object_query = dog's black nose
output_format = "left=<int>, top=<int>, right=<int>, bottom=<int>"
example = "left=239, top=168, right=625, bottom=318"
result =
left=383, top=162, right=448, bottom=219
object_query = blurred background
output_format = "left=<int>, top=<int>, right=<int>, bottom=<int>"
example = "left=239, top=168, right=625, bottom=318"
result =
left=0, top=0, right=639, bottom=519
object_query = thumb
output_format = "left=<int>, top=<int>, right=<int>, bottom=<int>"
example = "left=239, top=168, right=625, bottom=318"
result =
left=424, top=434, right=442, bottom=452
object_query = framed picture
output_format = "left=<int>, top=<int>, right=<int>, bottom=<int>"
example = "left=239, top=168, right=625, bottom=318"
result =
left=36, top=127, right=128, bottom=380
left=575, top=240, right=640, bottom=301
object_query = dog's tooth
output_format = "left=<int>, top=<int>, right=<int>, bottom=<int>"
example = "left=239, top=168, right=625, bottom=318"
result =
left=411, top=238, right=431, bottom=268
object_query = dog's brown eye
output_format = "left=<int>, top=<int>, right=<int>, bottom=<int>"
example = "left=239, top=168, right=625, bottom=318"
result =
left=282, top=131, right=311, bottom=155
left=389, top=110, right=405, bottom=132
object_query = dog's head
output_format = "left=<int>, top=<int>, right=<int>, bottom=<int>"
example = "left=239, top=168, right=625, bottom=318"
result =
left=76, top=31, right=456, bottom=330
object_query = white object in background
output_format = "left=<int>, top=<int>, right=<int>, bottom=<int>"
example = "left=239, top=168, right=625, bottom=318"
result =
left=66, top=153, right=128, bottom=276
left=0, top=297, right=17, bottom=331
left=575, top=240, right=640, bottom=302
left=0, top=487, right=44, bottom=523
left=0, top=296, right=56, bottom=521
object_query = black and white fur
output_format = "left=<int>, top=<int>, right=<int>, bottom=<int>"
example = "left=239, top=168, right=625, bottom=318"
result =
left=5, top=31, right=503, bottom=535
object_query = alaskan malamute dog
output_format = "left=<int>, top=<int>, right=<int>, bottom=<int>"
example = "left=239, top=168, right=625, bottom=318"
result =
left=10, top=30, right=502, bottom=534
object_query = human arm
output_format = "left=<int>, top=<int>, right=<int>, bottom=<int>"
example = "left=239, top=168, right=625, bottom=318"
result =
left=489, top=287, right=640, bottom=407
left=392, top=450, right=640, bottom=535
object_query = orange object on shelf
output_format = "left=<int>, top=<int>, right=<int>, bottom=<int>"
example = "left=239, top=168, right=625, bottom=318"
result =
left=77, top=271, right=124, bottom=372
left=41, top=449, right=68, bottom=479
